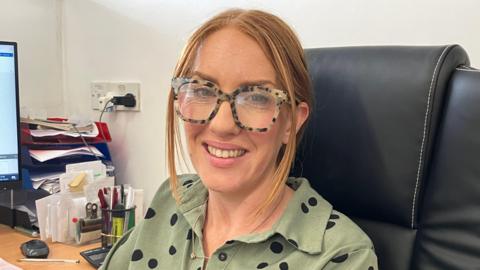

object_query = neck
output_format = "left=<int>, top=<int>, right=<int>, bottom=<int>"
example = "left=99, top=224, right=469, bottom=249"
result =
left=202, top=180, right=293, bottom=256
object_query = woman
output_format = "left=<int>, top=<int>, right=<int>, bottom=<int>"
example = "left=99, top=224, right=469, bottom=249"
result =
left=101, top=9, right=378, bottom=270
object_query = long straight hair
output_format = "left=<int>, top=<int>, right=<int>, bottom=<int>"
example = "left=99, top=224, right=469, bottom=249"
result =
left=166, top=9, right=313, bottom=214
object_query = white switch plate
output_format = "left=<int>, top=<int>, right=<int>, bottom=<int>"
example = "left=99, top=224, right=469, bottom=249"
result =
left=91, top=82, right=109, bottom=110
left=91, top=81, right=141, bottom=111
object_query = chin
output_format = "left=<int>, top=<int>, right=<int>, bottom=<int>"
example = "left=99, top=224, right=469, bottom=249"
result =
left=198, top=173, right=245, bottom=194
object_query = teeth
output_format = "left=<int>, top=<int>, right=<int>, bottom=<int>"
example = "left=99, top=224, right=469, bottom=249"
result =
left=207, top=145, right=245, bottom=158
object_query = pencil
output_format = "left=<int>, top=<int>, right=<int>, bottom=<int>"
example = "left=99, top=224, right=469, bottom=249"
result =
left=18, top=258, right=80, bottom=263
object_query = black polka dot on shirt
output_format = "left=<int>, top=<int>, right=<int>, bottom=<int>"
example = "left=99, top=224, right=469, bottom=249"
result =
left=148, top=258, right=158, bottom=269
left=170, top=213, right=178, bottom=226
left=187, top=229, right=192, bottom=240
left=287, top=239, right=298, bottom=248
left=279, top=262, right=289, bottom=270
left=145, top=208, right=156, bottom=219
left=368, top=267, right=374, bottom=270
left=169, top=245, right=176, bottom=255
left=225, top=240, right=235, bottom=244
left=326, top=221, right=336, bottom=230
left=183, top=180, right=193, bottom=186
left=301, top=203, right=309, bottom=213
left=308, top=197, right=318, bottom=206
left=257, top=262, right=268, bottom=269
left=270, top=241, right=284, bottom=254
left=330, top=214, right=340, bottom=219
left=331, top=253, right=349, bottom=263
left=131, top=249, right=143, bottom=261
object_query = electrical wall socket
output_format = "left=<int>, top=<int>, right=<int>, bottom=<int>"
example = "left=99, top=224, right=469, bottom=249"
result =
left=91, top=81, right=141, bottom=111
left=91, top=82, right=109, bottom=110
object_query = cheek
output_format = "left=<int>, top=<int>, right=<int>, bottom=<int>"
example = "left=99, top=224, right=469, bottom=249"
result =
left=184, top=124, right=204, bottom=150
left=184, top=123, right=202, bottom=136
left=250, top=124, right=286, bottom=156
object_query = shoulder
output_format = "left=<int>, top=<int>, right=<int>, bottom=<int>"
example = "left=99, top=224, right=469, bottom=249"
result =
left=283, top=177, right=377, bottom=267
left=323, top=209, right=374, bottom=251
left=143, top=173, right=201, bottom=225
left=320, top=211, right=377, bottom=269
left=150, top=173, right=200, bottom=204
left=289, top=177, right=373, bottom=249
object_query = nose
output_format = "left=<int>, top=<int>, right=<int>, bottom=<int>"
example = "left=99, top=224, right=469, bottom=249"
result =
left=208, top=101, right=241, bottom=137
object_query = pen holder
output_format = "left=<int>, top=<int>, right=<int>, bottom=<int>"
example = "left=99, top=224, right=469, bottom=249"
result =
left=101, top=206, right=136, bottom=248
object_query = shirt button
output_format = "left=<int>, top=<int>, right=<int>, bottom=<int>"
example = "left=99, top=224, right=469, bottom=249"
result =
left=218, top=252, right=227, bottom=261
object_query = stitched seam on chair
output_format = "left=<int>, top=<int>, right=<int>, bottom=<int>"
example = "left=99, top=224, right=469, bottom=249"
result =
left=411, top=45, right=451, bottom=229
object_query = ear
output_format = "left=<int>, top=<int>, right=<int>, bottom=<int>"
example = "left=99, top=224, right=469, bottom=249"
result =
left=282, top=102, right=310, bottom=144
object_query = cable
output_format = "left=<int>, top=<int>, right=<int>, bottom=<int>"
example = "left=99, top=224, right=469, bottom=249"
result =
left=71, top=124, right=101, bottom=161
left=69, top=98, right=113, bottom=160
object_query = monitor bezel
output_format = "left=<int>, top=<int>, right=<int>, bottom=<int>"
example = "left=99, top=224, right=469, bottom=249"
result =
left=0, top=41, right=22, bottom=190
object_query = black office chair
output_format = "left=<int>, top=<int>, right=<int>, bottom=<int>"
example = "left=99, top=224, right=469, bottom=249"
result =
left=292, top=45, right=480, bottom=270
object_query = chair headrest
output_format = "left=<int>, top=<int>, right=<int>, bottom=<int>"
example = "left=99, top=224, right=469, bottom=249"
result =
left=292, top=45, right=469, bottom=228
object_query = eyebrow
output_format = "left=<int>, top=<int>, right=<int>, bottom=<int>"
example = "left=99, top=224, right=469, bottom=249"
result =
left=192, top=71, right=275, bottom=87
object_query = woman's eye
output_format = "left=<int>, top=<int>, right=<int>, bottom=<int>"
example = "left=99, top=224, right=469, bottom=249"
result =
left=192, top=87, right=215, bottom=98
left=247, top=93, right=270, bottom=104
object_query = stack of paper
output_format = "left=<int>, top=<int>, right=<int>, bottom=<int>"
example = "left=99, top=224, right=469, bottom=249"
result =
left=21, top=117, right=95, bottom=132
left=29, top=146, right=104, bottom=162
left=30, top=171, right=64, bottom=194
left=29, top=122, right=99, bottom=138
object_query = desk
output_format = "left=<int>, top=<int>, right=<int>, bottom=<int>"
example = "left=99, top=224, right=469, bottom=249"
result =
left=0, top=224, right=99, bottom=270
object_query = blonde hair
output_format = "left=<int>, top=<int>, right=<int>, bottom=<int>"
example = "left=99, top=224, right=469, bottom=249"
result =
left=166, top=9, right=313, bottom=213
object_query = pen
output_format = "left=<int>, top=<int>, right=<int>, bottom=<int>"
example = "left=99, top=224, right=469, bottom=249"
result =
left=98, top=189, right=107, bottom=208
left=18, top=258, right=80, bottom=263
left=112, top=187, right=118, bottom=208
left=121, top=184, right=125, bottom=205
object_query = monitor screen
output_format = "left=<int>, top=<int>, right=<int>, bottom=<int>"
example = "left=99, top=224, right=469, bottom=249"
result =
left=0, top=41, right=22, bottom=189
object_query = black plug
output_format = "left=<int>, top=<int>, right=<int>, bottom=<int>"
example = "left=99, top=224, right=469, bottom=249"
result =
left=111, top=93, right=136, bottom=108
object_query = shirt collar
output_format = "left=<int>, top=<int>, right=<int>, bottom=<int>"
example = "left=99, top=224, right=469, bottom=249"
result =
left=176, top=174, right=208, bottom=237
left=273, top=177, right=331, bottom=254
left=176, top=175, right=331, bottom=255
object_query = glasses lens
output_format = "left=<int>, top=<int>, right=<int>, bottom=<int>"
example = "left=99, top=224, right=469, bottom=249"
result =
left=235, top=88, right=277, bottom=130
left=175, top=82, right=217, bottom=121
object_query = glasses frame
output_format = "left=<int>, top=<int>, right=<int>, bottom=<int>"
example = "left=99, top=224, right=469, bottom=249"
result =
left=172, top=77, right=291, bottom=132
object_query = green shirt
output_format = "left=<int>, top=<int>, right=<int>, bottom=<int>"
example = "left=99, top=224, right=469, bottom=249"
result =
left=100, top=174, right=378, bottom=270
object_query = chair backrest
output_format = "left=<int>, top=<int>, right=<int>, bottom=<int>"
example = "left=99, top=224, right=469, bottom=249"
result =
left=292, top=45, right=477, bottom=269
left=413, top=66, right=480, bottom=269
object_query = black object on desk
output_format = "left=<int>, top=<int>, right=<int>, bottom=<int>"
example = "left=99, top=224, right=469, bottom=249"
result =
left=80, top=247, right=110, bottom=269
left=20, top=239, right=49, bottom=258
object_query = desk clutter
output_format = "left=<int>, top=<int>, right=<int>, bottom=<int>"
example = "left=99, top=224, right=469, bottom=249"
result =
left=0, top=224, right=97, bottom=269
left=36, top=172, right=143, bottom=245
left=20, top=117, right=113, bottom=194
left=20, top=117, right=144, bottom=245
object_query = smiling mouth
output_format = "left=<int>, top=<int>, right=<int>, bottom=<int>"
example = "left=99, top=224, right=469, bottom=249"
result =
left=206, top=144, right=246, bottom=159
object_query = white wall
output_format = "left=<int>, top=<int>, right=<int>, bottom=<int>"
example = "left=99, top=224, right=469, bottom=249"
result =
left=0, top=0, right=64, bottom=116
left=60, top=0, right=480, bottom=206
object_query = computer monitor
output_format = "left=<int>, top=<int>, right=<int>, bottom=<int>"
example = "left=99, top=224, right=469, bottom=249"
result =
left=0, top=41, right=22, bottom=190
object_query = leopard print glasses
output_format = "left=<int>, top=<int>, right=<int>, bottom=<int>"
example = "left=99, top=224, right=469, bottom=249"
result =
left=171, top=77, right=291, bottom=132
